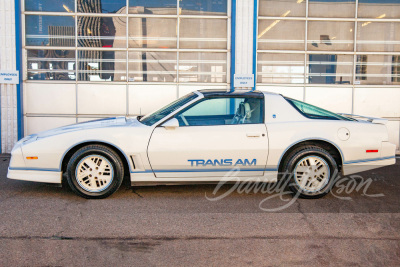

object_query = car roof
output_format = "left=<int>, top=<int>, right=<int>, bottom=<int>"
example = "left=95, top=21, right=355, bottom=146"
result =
left=197, top=89, right=278, bottom=98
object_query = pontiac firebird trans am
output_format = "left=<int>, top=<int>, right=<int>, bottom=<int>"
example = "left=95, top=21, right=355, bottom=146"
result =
left=7, top=90, right=396, bottom=199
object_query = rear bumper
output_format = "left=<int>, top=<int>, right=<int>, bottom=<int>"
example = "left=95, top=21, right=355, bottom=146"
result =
left=343, top=156, right=396, bottom=175
left=7, top=168, right=62, bottom=184
left=343, top=142, right=396, bottom=175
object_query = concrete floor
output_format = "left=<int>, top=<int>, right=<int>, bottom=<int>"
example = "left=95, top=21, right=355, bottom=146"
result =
left=0, top=154, right=399, bottom=266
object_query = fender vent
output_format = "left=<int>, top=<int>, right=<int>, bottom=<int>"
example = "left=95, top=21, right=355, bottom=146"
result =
left=130, top=156, right=136, bottom=169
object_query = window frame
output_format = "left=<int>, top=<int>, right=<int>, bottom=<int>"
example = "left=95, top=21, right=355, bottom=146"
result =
left=256, top=0, right=400, bottom=87
left=22, top=0, right=231, bottom=84
left=392, top=55, right=400, bottom=83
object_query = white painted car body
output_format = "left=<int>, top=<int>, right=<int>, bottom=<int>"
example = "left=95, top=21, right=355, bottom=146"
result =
left=7, top=90, right=396, bottom=186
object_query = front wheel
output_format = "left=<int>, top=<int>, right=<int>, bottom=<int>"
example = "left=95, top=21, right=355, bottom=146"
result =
left=282, top=145, right=338, bottom=199
left=66, top=145, right=124, bottom=199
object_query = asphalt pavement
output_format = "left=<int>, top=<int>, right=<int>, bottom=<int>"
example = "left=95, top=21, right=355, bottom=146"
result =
left=0, top=154, right=399, bottom=266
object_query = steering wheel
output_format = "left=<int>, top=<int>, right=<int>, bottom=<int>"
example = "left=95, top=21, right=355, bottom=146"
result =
left=232, top=103, right=246, bottom=124
left=232, top=112, right=244, bottom=124
left=179, top=114, right=189, bottom=126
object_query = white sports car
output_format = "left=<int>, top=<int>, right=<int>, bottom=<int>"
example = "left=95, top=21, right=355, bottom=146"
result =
left=7, top=90, right=396, bottom=199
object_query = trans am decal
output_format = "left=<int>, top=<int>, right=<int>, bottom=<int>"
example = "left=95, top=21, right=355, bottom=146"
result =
left=188, top=159, right=257, bottom=167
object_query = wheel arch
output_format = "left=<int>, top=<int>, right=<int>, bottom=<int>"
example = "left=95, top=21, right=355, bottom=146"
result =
left=60, top=141, right=131, bottom=176
left=277, top=139, right=344, bottom=174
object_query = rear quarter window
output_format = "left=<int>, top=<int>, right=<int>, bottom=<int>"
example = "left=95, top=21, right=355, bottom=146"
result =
left=284, top=97, right=352, bottom=121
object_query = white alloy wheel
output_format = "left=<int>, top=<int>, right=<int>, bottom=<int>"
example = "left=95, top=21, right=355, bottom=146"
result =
left=293, top=155, right=330, bottom=193
left=75, top=155, right=114, bottom=193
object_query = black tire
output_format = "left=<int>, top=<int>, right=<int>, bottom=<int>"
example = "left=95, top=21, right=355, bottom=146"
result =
left=66, top=145, right=124, bottom=199
left=282, top=145, right=338, bottom=199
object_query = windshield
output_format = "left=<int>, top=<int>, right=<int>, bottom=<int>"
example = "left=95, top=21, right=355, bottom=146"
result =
left=285, top=97, right=352, bottom=121
left=140, top=92, right=199, bottom=126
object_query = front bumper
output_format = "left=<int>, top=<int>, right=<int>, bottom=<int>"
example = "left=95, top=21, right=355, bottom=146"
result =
left=7, top=139, right=62, bottom=184
left=7, top=168, right=62, bottom=184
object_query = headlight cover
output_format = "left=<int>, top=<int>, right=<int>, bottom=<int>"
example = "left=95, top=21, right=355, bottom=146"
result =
left=21, top=134, right=38, bottom=145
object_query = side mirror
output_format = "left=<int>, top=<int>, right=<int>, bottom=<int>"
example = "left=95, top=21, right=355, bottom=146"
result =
left=161, top=118, right=179, bottom=130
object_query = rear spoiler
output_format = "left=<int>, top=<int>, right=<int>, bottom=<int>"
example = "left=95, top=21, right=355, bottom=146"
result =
left=337, top=113, right=388, bottom=125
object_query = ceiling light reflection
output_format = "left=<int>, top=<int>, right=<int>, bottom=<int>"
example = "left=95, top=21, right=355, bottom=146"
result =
left=258, top=10, right=291, bottom=39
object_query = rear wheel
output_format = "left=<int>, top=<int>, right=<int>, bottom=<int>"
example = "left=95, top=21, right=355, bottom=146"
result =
left=282, top=145, right=338, bottom=199
left=66, top=145, right=124, bottom=199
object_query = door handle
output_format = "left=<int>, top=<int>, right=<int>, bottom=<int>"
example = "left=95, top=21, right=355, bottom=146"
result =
left=246, top=132, right=261, bottom=137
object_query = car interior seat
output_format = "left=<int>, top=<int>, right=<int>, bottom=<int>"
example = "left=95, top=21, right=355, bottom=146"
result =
left=246, top=98, right=261, bottom=123
left=233, top=101, right=252, bottom=124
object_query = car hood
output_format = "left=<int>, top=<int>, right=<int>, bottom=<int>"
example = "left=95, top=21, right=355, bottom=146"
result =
left=34, top=116, right=142, bottom=139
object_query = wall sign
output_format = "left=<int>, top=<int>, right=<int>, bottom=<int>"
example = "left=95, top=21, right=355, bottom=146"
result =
left=0, top=71, right=19, bottom=84
left=234, top=74, right=254, bottom=88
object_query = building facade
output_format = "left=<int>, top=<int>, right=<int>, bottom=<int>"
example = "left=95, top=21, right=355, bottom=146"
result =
left=0, top=0, right=399, bottom=153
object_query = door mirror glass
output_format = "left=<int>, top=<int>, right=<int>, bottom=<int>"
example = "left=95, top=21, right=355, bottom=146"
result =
left=161, top=118, right=180, bottom=129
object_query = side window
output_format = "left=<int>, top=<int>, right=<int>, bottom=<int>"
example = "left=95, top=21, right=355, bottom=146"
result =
left=285, top=97, right=352, bottom=121
left=175, top=97, right=264, bottom=126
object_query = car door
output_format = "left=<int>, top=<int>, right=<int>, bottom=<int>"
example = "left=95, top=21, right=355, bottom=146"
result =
left=147, top=96, right=269, bottom=178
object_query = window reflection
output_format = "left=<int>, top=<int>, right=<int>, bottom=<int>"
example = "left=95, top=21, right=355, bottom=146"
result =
left=179, top=52, right=227, bottom=83
left=78, top=0, right=127, bottom=14
left=180, top=18, right=227, bottom=49
left=27, top=49, right=76, bottom=80
left=308, top=21, right=354, bottom=51
left=25, top=0, right=75, bottom=12
left=131, top=0, right=228, bottom=15
left=256, top=0, right=400, bottom=86
left=257, top=53, right=304, bottom=84
left=258, top=20, right=305, bottom=50
left=259, top=0, right=306, bottom=17
left=78, top=50, right=126, bottom=81
left=128, top=52, right=177, bottom=82
left=78, top=16, right=126, bottom=48
left=355, top=54, right=400, bottom=85
left=393, top=56, right=400, bottom=84
left=358, top=0, right=400, bottom=19
left=307, top=54, right=353, bottom=84
left=25, top=0, right=229, bottom=83
left=180, top=0, right=227, bottom=16
left=258, top=0, right=306, bottom=17
left=25, top=15, right=75, bottom=47
left=357, top=22, right=400, bottom=53
left=128, top=18, right=177, bottom=49
left=128, top=0, right=177, bottom=15
left=308, top=0, right=355, bottom=18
